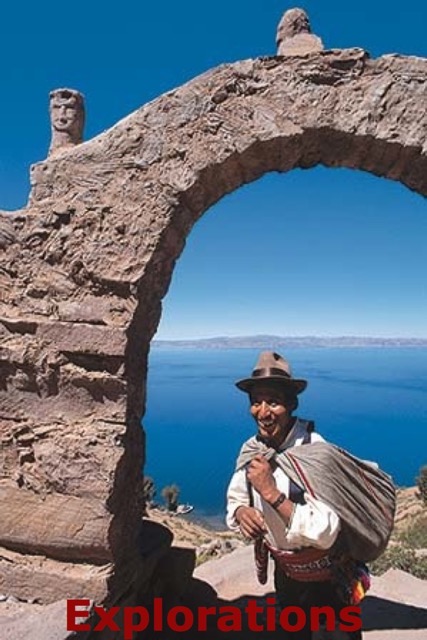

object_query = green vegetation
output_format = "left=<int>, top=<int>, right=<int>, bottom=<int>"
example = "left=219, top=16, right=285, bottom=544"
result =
left=369, top=542, right=427, bottom=580
left=161, top=484, right=180, bottom=512
left=397, top=513, right=427, bottom=549
left=369, top=470, right=427, bottom=580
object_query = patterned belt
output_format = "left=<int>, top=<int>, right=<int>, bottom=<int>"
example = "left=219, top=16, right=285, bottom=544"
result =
left=266, top=542, right=334, bottom=582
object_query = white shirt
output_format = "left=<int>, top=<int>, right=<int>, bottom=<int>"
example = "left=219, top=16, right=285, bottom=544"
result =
left=226, top=418, right=341, bottom=550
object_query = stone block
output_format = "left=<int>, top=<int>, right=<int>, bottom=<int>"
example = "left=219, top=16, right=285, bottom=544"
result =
left=0, top=482, right=112, bottom=563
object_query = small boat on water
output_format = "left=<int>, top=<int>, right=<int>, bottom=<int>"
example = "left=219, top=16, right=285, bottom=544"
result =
left=173, top=503, right=194, bottom=516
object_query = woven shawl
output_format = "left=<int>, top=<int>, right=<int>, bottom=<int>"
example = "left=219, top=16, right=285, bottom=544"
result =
left=236, top=438, right=396, bottom=562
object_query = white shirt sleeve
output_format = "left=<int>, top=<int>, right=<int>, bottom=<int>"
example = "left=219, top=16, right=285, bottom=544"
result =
left=285, top=493, right=341, bottom=549
left=226, top=468, right=250, bottom=531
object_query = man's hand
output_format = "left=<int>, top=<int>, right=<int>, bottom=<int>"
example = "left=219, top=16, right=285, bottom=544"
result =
left=246, top=455, right=279, bottom=502
left=235, top=506, right=267, bottom=539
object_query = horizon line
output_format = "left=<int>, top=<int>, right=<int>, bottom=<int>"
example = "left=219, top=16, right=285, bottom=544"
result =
left=153, top=334, right=427, bottom=342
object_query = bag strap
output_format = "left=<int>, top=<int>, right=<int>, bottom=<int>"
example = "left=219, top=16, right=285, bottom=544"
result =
left=289, top=420, right=312, bottom=502
left=249, top=420, right=313, bottom=585
left=285, top=449, right=317, bottom=499
left=304, top=419, right=315, bottom=440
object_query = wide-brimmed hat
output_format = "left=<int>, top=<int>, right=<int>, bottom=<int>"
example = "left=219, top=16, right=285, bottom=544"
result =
left=235, top=351, right=307, bottom=395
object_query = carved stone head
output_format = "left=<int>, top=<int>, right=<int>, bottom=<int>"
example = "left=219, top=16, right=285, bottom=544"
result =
left=276, top=8, right=323, bottom=56
left=277, top=8, right=311, bottom=43
left=49, top=88, right=85, bottom=156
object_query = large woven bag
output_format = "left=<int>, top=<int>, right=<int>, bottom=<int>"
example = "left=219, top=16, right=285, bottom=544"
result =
left=277, top=442, right=396, bottom=562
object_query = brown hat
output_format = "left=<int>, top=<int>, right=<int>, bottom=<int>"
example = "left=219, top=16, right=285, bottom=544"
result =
left=235, top=351, right=307, bottom=395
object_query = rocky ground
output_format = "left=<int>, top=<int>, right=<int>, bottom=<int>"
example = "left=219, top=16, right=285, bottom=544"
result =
left=145, top=506, right=245, bottom=563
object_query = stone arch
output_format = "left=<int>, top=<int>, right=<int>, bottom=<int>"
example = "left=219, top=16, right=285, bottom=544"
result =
left=1, top=43, right=426, bottom=605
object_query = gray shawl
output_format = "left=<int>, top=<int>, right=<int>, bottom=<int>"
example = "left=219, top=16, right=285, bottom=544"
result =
left=236, top=436, right=396, bottom=562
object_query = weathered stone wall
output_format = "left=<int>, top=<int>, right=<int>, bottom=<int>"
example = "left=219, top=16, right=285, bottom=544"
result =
left=1, top=45, right=426, bottom=605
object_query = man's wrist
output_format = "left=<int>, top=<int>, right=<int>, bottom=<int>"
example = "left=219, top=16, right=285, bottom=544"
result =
left=264, top=492, right=295, bottom=525
left=269, top=492, right=287, bottom=510
left=263, top=489, right=282, bottom=505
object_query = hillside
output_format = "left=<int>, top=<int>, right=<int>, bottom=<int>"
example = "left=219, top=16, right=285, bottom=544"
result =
left=370, top=486, right=427, bottom=579
left=394, top=486, right=425, bottom=528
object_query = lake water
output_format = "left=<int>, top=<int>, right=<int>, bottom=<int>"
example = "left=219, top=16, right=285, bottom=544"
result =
left=143, top=347, right=427, bottom=528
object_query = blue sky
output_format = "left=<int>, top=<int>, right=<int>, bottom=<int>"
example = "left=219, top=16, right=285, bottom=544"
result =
left=1, top=1, right=426, bottom=338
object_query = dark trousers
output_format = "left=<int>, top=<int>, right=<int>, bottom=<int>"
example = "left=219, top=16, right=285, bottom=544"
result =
left=274, top=564, right=363, bottom=640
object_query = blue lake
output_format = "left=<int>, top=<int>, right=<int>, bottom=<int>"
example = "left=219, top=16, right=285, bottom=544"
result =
left=143, top=347, right=427, bottom=527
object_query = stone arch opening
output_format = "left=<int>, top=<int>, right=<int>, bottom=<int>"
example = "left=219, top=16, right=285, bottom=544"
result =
left=144, top=159, right=424, bottom=500
left=1, top=32, right=425, bottom=606
left=144, top=163, right=426, bottom=517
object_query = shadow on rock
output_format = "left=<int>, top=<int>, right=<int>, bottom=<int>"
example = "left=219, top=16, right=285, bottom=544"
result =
left=362, top=594, right=427, bottom=631
left=147, top=577, right=427, bottom=640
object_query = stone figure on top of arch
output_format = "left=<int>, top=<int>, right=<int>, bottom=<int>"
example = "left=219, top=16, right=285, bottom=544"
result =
left=48, top=87, right=85, bottom=156
left=276, top=7, right=324, bottom=56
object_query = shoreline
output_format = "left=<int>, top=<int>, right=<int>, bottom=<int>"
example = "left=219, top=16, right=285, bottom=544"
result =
left=148, top=506, right=228, bottom=533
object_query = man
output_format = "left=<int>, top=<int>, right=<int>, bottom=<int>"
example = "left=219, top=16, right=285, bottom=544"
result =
left=226, top=351, right=363, bottom=639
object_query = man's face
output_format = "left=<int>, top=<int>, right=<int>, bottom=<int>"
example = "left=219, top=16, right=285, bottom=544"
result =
left=50, top=97, right=79, bottom=132
left=249, top=384, right=294, bottom=447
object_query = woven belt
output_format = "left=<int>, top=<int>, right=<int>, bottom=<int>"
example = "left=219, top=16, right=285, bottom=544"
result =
left=267, top=543, right=334, bottom=582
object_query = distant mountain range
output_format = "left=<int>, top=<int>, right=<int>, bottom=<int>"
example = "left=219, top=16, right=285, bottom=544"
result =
left=152, top=335, right=427, bottom=349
